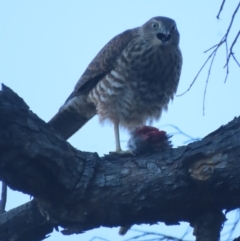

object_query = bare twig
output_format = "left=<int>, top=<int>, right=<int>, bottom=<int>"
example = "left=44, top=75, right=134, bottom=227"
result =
left=89, top=237, right=110, bottom=241
left=180, top=227, right=192, bottom=241
left=217, top=0, right=226, bottom=19
left=177, top=54, right=213, bottom=97
left=224, top=38, right=230, bottom=83
left=224, top=30, right=240, bottom=82
left=0, top=181, right=7, bottom=213
left=124, top=229, right=191, bottom=241
left=221, top=209, right=240, bottom=241
left=205, top=1, right=240, bottom=83
left=88, top=229, right=191, bottom=241
left=232, top=53, right=240, bottom=67
left=233, top=55, right=240, bottom=67
left=163, top=124, right=201, bottom=144
left=177, top=1, right=240, bottom=110
left=226, top=210, right=240, bottom=241
left=203, top=50, right=217, bottom=115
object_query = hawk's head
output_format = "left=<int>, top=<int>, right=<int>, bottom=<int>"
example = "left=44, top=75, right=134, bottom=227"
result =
left=141, top=16, right=180, bottom=47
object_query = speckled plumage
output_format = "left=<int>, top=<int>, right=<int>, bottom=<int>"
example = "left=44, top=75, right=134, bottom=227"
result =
left=49, top=16, right=182, bottom=151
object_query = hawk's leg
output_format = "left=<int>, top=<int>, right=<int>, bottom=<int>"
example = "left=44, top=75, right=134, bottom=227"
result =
left=114, top=121, right=122, bottom=152
left=113, top=121, right=134, bottom=155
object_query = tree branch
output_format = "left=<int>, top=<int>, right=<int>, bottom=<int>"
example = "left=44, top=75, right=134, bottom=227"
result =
left=1, top=84, right=240, bottom=240
left=191, top=211, right=226, bottom=241
left=178, top=1, right=240, bottom=103
left=0, top=181, right=7, bottom=213
left=216, top=0, right=226, bottom=19
left=0, top=200, right=53, bottom=241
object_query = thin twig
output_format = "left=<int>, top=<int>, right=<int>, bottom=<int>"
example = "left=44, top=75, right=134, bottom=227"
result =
left=219, top=1, right=240, bottom=82
left=221, top=209, right=240, bottom=241
left=203, top=50, right=217, bottom=115
left=179, top=226, right=192, bottom=241
left=89, top=237, right=110, bottom=241
left=217, top=0, right=226, bottom=19
left=162, top=124, right=201, bottom=144
left=204, top=43, right=220, bottom=53
left=177, top=54, right=214, bottom=97
left=232, top=54, right=240, bottom=67
left=124, top=229, right=191, bottom=241
left=177, top=1, right=240, bottom=104
left=224, top=39, right=230, bottom=83
left=224, top=30, right=240, bottom=73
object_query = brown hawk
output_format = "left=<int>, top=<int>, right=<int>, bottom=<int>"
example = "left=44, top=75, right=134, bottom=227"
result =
left=49, top=16, right=182, bottom=152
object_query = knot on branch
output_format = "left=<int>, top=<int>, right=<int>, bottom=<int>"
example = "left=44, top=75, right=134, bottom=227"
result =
left=189, top=154, right=227, bottom=181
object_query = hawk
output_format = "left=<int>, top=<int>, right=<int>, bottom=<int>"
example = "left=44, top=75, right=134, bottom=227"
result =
left=49, top=16, right=182, bottom=152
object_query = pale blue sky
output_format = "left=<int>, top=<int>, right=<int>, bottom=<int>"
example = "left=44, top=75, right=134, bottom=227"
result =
left=1, top=1, right=240, bottom=241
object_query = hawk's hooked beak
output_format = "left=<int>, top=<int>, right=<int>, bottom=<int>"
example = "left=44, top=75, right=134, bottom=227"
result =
left=156, top=32, right=171, bottom=43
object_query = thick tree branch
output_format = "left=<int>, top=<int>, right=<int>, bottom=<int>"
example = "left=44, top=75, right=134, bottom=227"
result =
left=1, top=84, right=240, bottom=240
left=0, top=200, right=53, bottom=241
left=191, top=210, right=226, bottom=241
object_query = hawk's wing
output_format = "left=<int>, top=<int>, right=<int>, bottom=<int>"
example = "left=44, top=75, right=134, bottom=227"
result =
left=49, top=28, right=138, bottom=139
left=66, top=28, right=138, bottom=101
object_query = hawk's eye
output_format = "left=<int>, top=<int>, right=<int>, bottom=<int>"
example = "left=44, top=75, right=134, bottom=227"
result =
left=171, top=25, right=176, bottom=31
left=152, top=22, right=159, bottom=29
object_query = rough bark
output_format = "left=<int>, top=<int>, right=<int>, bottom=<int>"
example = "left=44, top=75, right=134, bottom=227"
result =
left=191, top=210, right=226, bottom=241
left=0, top=84, right=240, bottom=240
left=0, top=200, right=53, bottom=241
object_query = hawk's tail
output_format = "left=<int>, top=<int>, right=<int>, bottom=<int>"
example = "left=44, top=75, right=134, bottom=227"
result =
left=48, top=101, right=96, bottom=140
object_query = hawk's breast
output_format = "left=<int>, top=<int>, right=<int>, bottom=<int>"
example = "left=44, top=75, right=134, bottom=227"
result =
left=88, top=37, right=182, bottom=129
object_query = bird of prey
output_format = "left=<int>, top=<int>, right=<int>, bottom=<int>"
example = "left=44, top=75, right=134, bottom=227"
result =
left=49, top=16, right=182, bottom=152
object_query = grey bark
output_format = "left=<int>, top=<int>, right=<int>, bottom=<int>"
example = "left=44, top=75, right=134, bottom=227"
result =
left=0, top=84, right=240, bottom=240
left=0, top=200, right=53, bottom=241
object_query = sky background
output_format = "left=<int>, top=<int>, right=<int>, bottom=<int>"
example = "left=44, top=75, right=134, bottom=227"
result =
left=0, top=0, right=240, bottom=240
